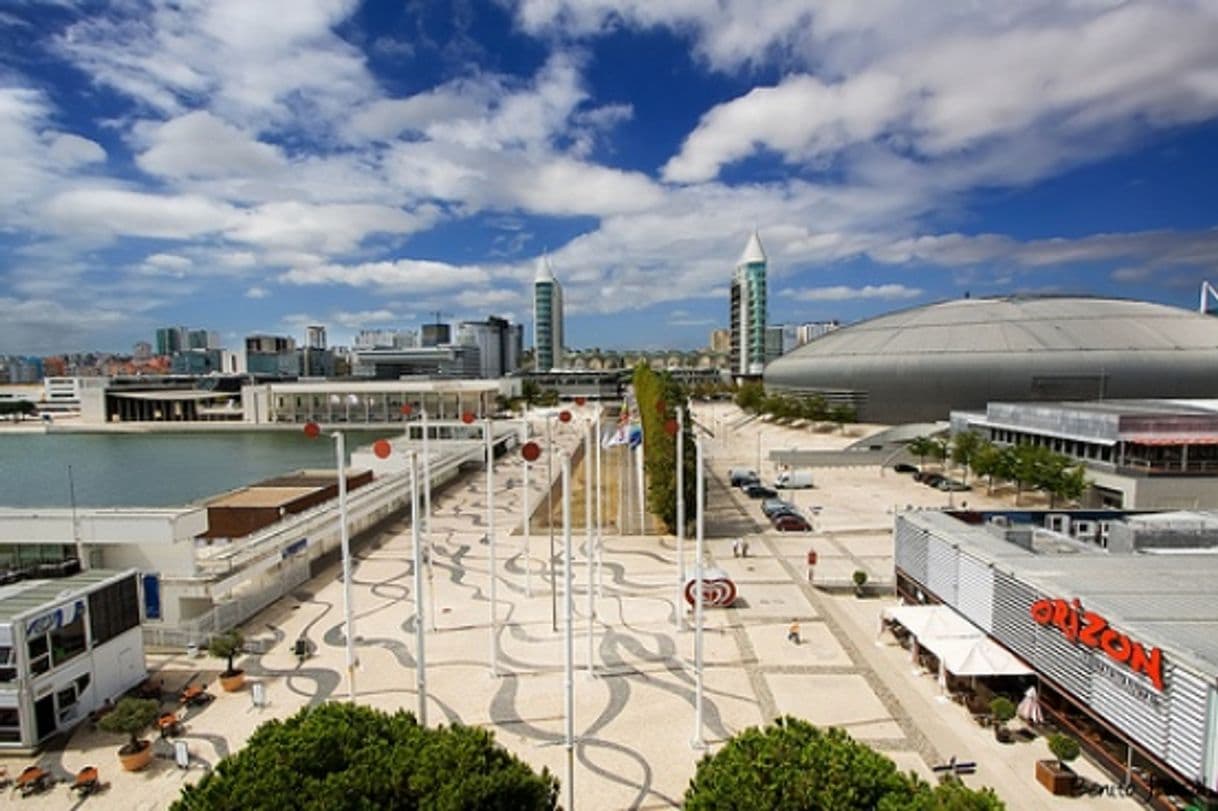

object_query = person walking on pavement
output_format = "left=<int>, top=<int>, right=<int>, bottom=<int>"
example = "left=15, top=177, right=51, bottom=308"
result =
left=787, top=619, right=801, bottom=644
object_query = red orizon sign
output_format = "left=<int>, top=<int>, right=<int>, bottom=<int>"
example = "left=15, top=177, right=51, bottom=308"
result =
left=1030, top=598, right=1164, bottom=691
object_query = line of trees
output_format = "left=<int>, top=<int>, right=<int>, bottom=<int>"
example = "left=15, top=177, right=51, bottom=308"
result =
left=633, top=363, right=696, bottom=533
left=735, top=381, right=857, bottom=432
left=912, top=431, right=1089, bottom=506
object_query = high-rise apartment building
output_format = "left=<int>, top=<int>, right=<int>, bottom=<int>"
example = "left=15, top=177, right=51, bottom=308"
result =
left=730, top=231, right=767, bottom=376
left=306, top=325, right=327, bottom=350
left=457, top=316, right=522, bottom=379
left=533, top=256, right=564, bottom=371
left=155, top=326, right=185, bottom=356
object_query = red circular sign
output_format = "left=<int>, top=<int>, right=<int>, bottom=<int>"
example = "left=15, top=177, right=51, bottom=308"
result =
left=461, top=411, right=476, bottom=424
left=559, top=410, right=572, bottom=423
left=400, top=404, right=413, bottom=416
left=664, top=418, right=679, bottom=436
left=303, top=422, right=321, bottom=439
left=575, top=396, right=586, bottom=406
left=521, top=441, right=541, bottom=462
left=373, top=439, right=392, bottom=459
left=684, top=576, right=737, bottom=607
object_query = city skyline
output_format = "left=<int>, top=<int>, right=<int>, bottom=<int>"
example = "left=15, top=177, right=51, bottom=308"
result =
left=4, top=2, right=1218, bottom=355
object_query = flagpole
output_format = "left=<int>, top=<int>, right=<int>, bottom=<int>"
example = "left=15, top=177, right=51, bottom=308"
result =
left=692, top=434, right=705, bottom=749
left=336, top=430, right=357, bottom=702
left=635, top=441, right=645, bottom=534
left=675, top=406, right=684, bottom=629
left=522, top=430, right=533, bottom=598
left=422, top=407, right=435, bottom=631
left=486, top=417, right=498, bottom=677
left=594, top=406, right=603, bottom=597
left=562, top=453, right=575, bottom=811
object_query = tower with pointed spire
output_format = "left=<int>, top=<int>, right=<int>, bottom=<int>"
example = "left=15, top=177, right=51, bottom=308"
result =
left=731, top=230, right=768, bottom=376
left=533, top=255, right=564, bottom=371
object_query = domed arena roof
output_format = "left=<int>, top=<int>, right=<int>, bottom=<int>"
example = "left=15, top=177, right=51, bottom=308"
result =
left=764, top=296, right=1218, bottom=423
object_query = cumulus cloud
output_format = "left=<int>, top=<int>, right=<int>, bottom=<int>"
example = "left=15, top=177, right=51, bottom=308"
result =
left=279, top=258, right=492, bottom=291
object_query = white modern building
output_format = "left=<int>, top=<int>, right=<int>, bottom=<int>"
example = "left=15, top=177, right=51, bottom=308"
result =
left=0, top=569, right=146, bottom=750
left=731, top=231, right=768, bottom=377
left=242, top=380, right=516, bottom=425
left=533, top=256, right=564, bottom=372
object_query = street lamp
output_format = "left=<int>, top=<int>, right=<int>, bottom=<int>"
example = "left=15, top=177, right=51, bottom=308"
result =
left=692, top=433, right=706, bottom=749
left=304, top=422, right=357, bottom=702
left=545, top=409, right=573, bottom=632
left=665, top=409, right=685, bottom=629
left=371, top=437, right=427, bottom=723
left=521, top=439, right=542, bottom=598
left=561, top=452, right=575, bottom=811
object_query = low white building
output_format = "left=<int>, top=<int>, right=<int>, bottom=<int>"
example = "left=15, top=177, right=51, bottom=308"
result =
left=0, top=569, right=145, bottom=750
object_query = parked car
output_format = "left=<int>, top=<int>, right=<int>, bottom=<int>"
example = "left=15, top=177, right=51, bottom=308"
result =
left=729, top=468, right=760, bottom=487
left=768, top=507, right=805, bottom=523
left=772, top=513, right=812, bottom=532
left=892, top=463, right=918, bottom=474
left=920, top=473, right=947, bottom=488
left=744, top=484, right=778, bottom=499
left=937, top=479, right=971, bottom=492
left=761, top=498, right=796, bottom=518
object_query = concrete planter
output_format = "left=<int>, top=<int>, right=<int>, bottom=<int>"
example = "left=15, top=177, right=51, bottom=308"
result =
left=1035, top=759, right=1075, bottom=796
left=118, top=740, right=153, bottom=772
left=220, top=669, right=246, bottom=692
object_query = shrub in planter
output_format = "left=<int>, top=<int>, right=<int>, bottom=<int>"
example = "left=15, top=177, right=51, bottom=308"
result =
left=98, top=697, right=159, bottom=771
left=852, top=569, right=869, bottom=597
left=990, top=696, right=1017, bottom=742
left=209, top=629, right=246, bottom=691
left=1047, top=733, right=1081, bottom=767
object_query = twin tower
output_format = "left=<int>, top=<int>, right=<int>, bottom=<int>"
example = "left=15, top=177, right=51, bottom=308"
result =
left=531, top=231, right=765, bottom=375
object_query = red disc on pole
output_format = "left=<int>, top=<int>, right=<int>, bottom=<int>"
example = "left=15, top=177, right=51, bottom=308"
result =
left=400, top=404, right=413, bottom=416
left=461, top=411, right=476, bottom=424
left=575, top=396, right=586, bottom=406
left=521, top=441, right=541, bottom=462
left=656, top=399, right=667, bottom=415
left=373, top=439, right=392, bottom=459
left=664, top=418, right=679, bottom=437
left=559, top=410, right=572, bottom=423
left=303, top=422, right=321, bottom=439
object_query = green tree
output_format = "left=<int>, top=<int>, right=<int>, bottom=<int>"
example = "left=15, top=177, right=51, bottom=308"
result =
left=1047, top=733, right=1081, bottom=769
left=1054, top=464, right=1088, bottom=506
left=829, top=403, right=856, bottom=433
left=735, top=381, right=765, bottom=413
left=684, top=717, right=1004, bottom=811
left=208, top=629, right=244, bottom=676
left=907, top=436, right=936, bottom=469
left=970, top=441, right=1003, bottom=495
left=950, top=432, right=983, bottom=485
left=633, top=364, right=695, bottom=533
left=98, top=697, right=159, bottom=754
left=800, top=395, right=829, bottom=423
left=172, top=703, right=557, bottom=811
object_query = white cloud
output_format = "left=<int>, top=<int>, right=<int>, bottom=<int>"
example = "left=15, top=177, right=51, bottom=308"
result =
left=226, top=201, right=435, bottom=253
left=245, top=286, right=270, bottom=299
left=134, top=110, right=285, bottom=179
left=0, top=296, right=131, bottom=354
left=784, top=284, right=923, bottom=302
left=45, top=133, right=106, bottom=167
left=279, top=258, right=491, bottom=291
left=41, top=188, right=235, bottom=238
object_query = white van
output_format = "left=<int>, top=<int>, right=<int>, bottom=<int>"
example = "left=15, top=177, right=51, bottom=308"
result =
left=774, top=469, right=814, bottom=489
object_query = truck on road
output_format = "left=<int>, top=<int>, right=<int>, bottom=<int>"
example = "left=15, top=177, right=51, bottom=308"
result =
left=774, top=469, right=814, bottom=489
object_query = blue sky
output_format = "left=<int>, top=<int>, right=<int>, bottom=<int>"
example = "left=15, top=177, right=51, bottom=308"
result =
left=4, top=0, right=1218, bottom=355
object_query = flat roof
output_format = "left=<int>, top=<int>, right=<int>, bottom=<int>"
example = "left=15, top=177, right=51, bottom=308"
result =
left=206, top=486, right=320, bottom=509
left=0, top=569, right=131, bottom=624
left=904, top=511, right=1218, bottom=677
left=109, top=390, right=233, bottom=401
left=262, top=380, right=501, bottom=393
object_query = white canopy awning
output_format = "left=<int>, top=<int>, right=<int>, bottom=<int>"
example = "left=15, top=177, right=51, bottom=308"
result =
left=883, top=604, right=981, bottom=642
left=941, top=637, right=1033, bottom=677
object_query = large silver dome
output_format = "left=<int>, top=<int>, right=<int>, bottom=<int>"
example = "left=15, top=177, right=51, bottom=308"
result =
left=764, top=296, right=1218, bottom=423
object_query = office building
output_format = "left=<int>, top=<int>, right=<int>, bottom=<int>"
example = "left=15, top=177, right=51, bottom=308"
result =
left=533, top=256, right=564, bottom=371
left=306, top=325, right=327, bottom=351
left=244, top=334, right=298, bottom=377
left=457, top=316, right=521, bottom=379
left=421, top=323, right=451, bottom=348
left=796, top=320, right=840, bottom=344
left=709, top=328, right=731, bottom=353
left=132, top=342, right=152, bottom=361
left=351, top=345, right=480, bottom=379
left=730, top=231, right=767, bottom=377
left=354, top=329, right=417, bottom=350
left=155, top=326, right=185, bottom=356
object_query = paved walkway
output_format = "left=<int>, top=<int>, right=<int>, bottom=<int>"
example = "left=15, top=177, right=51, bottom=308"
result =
left=2, top=405, right=1138, bottom=809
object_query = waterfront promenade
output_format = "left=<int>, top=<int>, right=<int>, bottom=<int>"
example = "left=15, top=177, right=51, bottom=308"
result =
left=0, top=404, right=1135, bottom=809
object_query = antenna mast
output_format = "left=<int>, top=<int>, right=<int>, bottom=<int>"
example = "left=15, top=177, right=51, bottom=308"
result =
left=68, top=465, right=87, bottom=572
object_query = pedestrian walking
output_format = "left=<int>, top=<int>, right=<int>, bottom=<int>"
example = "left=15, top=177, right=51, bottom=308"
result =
left=732, top=538, right=741, bottom=558
left=787, top=619, right=801, bottom=644
left=741, top=539, right=750, bottom=558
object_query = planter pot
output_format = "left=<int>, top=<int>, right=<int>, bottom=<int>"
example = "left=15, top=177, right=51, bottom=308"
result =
left=219, top=669, right=246, bottom=692
left=1035, top=759, right=1075, bottom=796
left=118, top=740, right=153, bottom=772
left=995, top=727, right=1014, bottom=744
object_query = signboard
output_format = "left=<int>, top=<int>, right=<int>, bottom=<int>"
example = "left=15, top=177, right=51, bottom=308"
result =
left=1030, top=597, right=1164, bottom=691
left=684, top=569, right=737, bottom=608
left=282, top=538, right=308, bottom=559
left=25, top=599, right=85, bottom=637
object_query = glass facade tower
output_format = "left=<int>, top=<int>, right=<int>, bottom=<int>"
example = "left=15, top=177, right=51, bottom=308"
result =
left=730, top=231, right=768, bottom=376
left=533, top=257, right=564, bottom=371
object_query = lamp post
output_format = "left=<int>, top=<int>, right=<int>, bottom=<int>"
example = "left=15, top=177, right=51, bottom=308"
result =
left=585, top=417, right=596, bottom=678
left=594, top=405, right=604, bottom=597
left=562, top=452, right=575, bottom=811
left=421, top=405, right=436, bottom=630
left=669, top=409, right=685, bottom=629
left=546, top=409, right=573, bottom=632
left=304, top=422, right=357, bottom=702
left=521, top=438, right=538, bottom=598
left=371, top=437, right=427, bottom=722
left=692, top=433, right=706, bottom=749
left=485, top=414, right=499, bottom=677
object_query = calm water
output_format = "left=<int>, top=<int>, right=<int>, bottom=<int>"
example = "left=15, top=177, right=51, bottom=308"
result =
left=0, top=430, right=394, bottom=508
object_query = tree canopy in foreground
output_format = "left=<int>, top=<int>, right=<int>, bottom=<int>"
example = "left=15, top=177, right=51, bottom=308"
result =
left=684, top=717, right=1005, bottom=811
left=172, top=702, right=558, bottom=811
